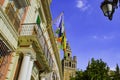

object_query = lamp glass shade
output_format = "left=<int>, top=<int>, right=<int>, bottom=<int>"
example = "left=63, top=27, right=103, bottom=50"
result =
left=101, top=2, right=113, bottom=17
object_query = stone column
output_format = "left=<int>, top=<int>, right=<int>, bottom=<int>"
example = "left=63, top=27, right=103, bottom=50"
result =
left=41, top=76, right=46, bottom=80
left=26, top=59, right=34, bottom=80
left=18, top=54, right=30, bottom=80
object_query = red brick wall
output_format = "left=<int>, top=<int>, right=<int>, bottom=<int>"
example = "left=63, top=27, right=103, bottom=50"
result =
left=0, top=0, right=5, bottom=6
left=0, top=54, right=12, bottom=80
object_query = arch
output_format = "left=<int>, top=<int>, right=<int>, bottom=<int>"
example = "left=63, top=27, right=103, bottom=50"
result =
left=69, top=62, right=71, bottom=67
left=52, top=71, right=57, bottom=80
left=68, top=53, right=70, bottom=57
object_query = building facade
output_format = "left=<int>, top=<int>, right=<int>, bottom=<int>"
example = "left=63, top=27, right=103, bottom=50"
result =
left=62, top=42, right=77, bottom=80
left=0, top=0, right=63, bottom=80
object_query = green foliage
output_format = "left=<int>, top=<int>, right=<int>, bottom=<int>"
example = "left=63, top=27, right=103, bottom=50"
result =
left=85, top=58, right=110, bottom=80
left=70, top=58, right=115, bottom=80
left=113, top=64, right=120, bottom=80
left=70, top=77, right=75, bottom=80
left=70, top=58, right=120, bottom=80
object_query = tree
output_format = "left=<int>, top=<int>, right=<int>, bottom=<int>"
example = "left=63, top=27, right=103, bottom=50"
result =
left=70, top=70, right=83, bottom=80
left=113, top=64, right=120, bottom=80
left=85, top=58, right=111, bottom=80
left=71, top=58, right=111, bottom=80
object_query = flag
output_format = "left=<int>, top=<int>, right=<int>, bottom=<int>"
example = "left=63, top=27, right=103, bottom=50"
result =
left=56, top=15, right=64, bottom=42
left=55, top=12, right=67, bottom=58
left=36, top=16, right=40, bottom=25
left=55, top=13, right=67, bottom=51
left=62, top=32, right=66, bottom=50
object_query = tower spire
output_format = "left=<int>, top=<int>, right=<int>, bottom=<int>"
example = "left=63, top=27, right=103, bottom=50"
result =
left=62, top=42, right=77, bottom=80
left=64, top=41, right=72, bottom=59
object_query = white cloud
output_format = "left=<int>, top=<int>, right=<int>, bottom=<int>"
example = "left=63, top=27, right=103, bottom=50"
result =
left=76, top=0, right=90, bottom=11
left=76, top=0, right=84, bottom=8
left=93, top=35, right=98, bottom=39
left=103, top=36, right=114, bottom=40
left=92, top=35, right=114, bottom=40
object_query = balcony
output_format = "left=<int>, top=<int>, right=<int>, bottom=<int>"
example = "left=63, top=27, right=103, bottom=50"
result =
left=13, top=0, right=30, bottom=9
left=18, top=24, right=53, bottom=72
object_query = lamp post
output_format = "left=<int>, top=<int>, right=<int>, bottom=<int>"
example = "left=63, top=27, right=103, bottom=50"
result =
left=100, top=0, right=119, bottom=20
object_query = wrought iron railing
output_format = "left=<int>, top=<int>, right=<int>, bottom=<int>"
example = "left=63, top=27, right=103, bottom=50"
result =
left=20, top=24, right=53, bottom=69
left=0, top=39, right=11, bottom=79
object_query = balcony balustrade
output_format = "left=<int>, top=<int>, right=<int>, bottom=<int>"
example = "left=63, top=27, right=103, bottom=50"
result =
left=19, top=23, right=53, bottom=72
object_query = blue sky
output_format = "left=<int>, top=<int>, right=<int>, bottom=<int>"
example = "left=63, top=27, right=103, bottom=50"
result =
left=50, top=0, right=120, bottom=70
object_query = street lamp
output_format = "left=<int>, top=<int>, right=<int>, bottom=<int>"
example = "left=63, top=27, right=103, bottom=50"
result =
left=100, top=0, right=119, bottom=20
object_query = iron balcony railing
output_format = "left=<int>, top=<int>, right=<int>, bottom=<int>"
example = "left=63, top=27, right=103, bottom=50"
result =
left=0, top=39, right=12, bottom=79
left=20, top=23, right=53, bottom=70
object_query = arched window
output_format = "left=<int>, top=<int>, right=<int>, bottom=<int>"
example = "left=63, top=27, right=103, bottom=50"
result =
left=73, top=64, right=75, bottom=68
left=52, top=72, right=57, bottom=80
left=72, top=64, right=74, bottom=68
left=68, top=53, right=70, bottom=57
left=65, top=62, right=67, bottom=66
left=69, top=62, right=71, bottom=67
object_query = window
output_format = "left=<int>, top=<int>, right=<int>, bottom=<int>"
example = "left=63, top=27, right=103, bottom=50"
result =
left=69, top=62, right=71, bottom=67
left=13, top=0, right=30, bottom=9
left=0, top=39, right=10, bottom=56
left=68, top=53, right=70, bottom=57
left=0, top=39, right=12, bottom=79
left=65, top=62, right=67, bottom=66
left=18, top=8, right=25, bottom=19
left=72, top=64, right=74, bottom=68
left=5, top=3, right=20, bottom=31
left=74, top=64, right=75, bottom=68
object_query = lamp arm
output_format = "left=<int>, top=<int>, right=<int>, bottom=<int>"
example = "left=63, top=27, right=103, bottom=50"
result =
left=119, top=0, right=120, bottom=7
left=113, top=0, right=118, bottom=8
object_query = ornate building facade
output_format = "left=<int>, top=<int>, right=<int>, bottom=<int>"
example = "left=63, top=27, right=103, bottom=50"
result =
left=0, top=0, right=63, bottom=80
left=62, top=42, right=77, bottom=80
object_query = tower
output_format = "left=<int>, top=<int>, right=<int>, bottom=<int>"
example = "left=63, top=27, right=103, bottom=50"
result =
left=62, top=42, right=77, bottom=80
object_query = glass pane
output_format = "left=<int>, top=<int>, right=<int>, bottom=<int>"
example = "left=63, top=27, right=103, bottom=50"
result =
left=107, top=3, right=113, bottom=12
left=102, top=4, right=108, bottom=16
